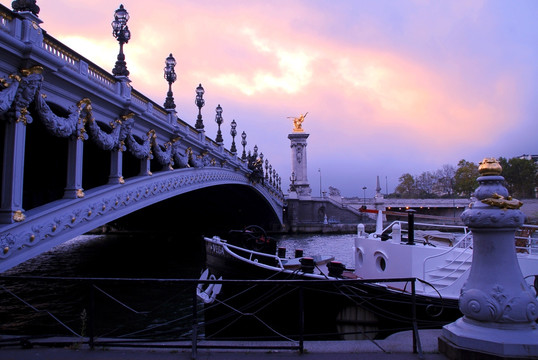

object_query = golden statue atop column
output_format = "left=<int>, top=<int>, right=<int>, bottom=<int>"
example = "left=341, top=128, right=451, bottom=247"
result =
left=288, top=112, right=308, bottom=133
left=287, top=113, right=311, bottom=199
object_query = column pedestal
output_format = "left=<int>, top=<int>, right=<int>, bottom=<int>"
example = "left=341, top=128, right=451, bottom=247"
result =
left=288, top=132, right=311, bottom=199
left=440, top=159, right=538, bottom=359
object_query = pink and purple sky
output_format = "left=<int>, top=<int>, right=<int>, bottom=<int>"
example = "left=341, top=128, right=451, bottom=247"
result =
left=13, top=0, right=538, bottom=197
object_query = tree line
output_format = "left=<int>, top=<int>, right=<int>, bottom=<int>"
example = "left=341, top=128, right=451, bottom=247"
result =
left=391, top=157, right=537, bottom=199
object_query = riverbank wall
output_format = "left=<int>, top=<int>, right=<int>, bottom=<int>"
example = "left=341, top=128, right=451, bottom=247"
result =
left=282, top=198, right=538, bottom=234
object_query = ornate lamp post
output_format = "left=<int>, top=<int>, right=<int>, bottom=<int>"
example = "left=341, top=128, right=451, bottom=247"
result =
left=195, top=83, right=205, bottom=130
left=259, top=152, right=264, bottom=178
left=362, top=186, right=367, bottom=206
left=265, top=159, right=269, bottom=181
left=12, top=0, right=40, bottom=15
left=215, top=104, right=223, bottom=145
left=241, top=131, right=247, bottom=160
left=230, top=119, right=237, bottom=155
left=111, top=4, right=131, bottom=77
left=290, top=171, right=297, bottom=191
left=253, top=144, right=258, bottom=160
left=163, top=53, right=177, bottom=110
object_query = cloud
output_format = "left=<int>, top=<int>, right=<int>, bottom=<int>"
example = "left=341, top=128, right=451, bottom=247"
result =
left=16, top=0, right=537, bottom=196
left=212, top=27, right=316, bottom=96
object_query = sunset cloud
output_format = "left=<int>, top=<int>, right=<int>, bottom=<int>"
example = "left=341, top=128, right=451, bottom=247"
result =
left=12, top=0, right=537, bottom=196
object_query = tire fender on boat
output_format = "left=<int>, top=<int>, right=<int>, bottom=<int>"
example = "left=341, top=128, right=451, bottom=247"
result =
left=197, top=269, right=222, bottom=304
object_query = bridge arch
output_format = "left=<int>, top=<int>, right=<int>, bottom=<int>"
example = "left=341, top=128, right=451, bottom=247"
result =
left=0, top=167, right=282, bottom=272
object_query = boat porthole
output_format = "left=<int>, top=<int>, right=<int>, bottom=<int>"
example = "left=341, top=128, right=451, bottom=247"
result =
left=376, top=256, right=387, bottom=272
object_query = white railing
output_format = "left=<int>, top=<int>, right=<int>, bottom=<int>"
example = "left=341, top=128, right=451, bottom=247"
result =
left=422, top=232, right=473, bottom=292
left=418, top=224, right=537, bottom=292
left=213, top=237, right=285, bottom=269
left=379, top=220, right=470, bottom=240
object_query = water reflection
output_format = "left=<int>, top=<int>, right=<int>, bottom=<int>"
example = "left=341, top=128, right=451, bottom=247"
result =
left=0, top=231, right=356, bottom=338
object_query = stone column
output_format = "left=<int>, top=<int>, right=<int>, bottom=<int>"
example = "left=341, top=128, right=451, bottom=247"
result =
left=139, top=158, right=151, bottom=176
left=64, top=136, right=85, bottom=199
left=288, top=132, right=311, bottom=199
left=0, top=120, right=27, bottom=223
left=440, top=158, right=538, bottom=358
left=108, top=150, right=124, bottom=184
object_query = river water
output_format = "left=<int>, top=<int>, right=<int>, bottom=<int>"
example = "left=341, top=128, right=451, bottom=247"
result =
left=0, top=231, right=357, bottom=339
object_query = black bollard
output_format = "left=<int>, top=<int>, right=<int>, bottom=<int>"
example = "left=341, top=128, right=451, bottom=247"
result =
left=299, top=257, right=315, bottom=273
left=327, top=261, right=345, bottom=277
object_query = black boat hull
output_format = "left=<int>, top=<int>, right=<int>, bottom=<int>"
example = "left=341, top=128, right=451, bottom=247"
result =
left=203, top=238, right=461, bottom=340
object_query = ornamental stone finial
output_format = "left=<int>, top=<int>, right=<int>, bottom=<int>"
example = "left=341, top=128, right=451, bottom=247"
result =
left=441, top=157, right=538, bottom=358
left=478, top=157, right=502, bottom=176
left=12, top=0, right=40, bottom=15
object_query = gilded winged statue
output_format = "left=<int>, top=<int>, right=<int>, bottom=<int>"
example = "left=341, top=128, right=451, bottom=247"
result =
left=288, top=112, right=308, bottom=132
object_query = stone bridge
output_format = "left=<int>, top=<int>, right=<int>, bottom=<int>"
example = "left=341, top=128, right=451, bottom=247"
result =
left=0, top=4, right=284, bottom=272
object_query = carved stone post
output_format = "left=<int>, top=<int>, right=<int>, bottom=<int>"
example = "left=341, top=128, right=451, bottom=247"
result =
left=64, top=137, right=84, bottom=199
left=440, top=158, right=538, bottom=358
left=139, top=158, right=151, bottom=176
left=108, top=150, right=124, bottom=184
left=0, top=120, right=27, bottom=223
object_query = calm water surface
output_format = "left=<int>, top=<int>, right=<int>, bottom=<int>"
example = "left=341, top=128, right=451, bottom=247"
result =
left=0, top=231, right=357, bottom=338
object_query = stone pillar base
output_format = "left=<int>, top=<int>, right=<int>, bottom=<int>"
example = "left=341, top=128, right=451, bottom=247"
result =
left=440, top=318, right=538, bottom=359
left=287, top=191, right=298, bottom=199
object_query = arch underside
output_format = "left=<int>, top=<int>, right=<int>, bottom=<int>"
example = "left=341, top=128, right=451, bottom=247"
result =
left=0, top=168, right=282, bottom=272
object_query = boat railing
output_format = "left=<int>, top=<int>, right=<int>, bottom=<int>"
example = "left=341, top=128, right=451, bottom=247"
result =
left=216, top=238, right=285, bottom=269
left=382, top=221, right=536, bottom=254
left=380, top=220, right=470, bottom=240
left=421, top=232, right=474, bottom=293
left=420, top=224, right=537, bottom=293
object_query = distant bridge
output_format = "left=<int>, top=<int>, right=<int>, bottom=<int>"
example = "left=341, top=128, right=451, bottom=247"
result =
left=0, top=5, right=284, bottom=272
